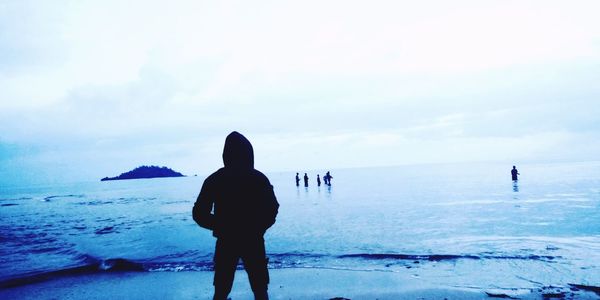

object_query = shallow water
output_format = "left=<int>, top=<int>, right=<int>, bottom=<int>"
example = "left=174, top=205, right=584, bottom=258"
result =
left=1, top=161, right=599, bottom=291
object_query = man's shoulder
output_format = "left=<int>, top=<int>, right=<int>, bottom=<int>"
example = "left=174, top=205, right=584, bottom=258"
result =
left=204, top=168, right=226, bottom=182
left=252, top=169, right=272, bottom=182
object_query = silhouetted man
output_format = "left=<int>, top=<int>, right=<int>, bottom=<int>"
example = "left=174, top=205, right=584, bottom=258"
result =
left=317, top=174, right=321, bottom=186
left=303, top=173, right=309, bottom=187
left=193, top=131, right=279, bottom=300
left=324, top=171, right=333, bottom=186
left=295, top=173, right=300, bottom=186
left=511, top=165, right=520, bottom=181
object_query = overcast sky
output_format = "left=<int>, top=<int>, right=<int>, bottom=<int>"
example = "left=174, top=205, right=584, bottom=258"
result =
left=1, top=0, right=599, bottom=185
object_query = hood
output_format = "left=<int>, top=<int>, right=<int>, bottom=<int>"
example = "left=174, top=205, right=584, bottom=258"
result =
left=222, top=131, right=254, bottom=169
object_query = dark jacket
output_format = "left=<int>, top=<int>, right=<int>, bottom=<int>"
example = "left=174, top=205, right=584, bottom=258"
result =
left=193, top=132, right=279, bottom=239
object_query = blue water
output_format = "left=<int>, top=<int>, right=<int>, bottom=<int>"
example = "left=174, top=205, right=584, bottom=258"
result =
left=1, top=162, right=599, bottom=291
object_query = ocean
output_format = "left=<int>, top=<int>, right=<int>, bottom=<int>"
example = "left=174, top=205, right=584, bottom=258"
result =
left=1, top=161, right=599, bottom=293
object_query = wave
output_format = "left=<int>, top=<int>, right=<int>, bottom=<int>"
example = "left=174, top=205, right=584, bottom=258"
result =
left=74, top=200, right=114, bottom=206
left=0, top=197, right=31, bottom=202
left=94, top=226, right=117, bottom=235
left=569, top=284, right=600, bottom=296
left=0, top=251, right=563, bottom=289
left=43, top=194, right=84, bottom=202
left=70, top=197, right=160, bottom=206
left=338, top=253, right=559, bottom=262
left=0, top=258, right=145, bottom=289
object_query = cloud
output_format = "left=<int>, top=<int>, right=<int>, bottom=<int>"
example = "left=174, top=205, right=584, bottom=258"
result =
left=1, top=0, right=600, bottom=183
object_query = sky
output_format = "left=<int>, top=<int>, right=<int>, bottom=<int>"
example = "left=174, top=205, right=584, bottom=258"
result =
left=1, top=0, right=599, bottom=185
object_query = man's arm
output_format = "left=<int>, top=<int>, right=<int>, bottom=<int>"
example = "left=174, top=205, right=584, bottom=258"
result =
left=192, top=180, right=216, bottom=231
left=262, top=183, right=279, bottom=232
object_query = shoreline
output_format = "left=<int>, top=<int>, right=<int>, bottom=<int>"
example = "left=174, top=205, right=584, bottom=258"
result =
left=1, top=268, right=599, bottom=299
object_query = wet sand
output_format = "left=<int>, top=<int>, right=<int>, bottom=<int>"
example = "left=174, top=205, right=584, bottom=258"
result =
left=2, top=268, right=598, bottom=299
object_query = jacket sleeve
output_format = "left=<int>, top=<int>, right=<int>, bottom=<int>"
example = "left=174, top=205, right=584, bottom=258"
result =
left=192, top=179, right=216, bottom=231
left=262, top=183, right=279, bottom=232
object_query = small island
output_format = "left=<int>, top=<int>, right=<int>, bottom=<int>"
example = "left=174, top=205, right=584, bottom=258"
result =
left=101, top=165, right=185, bottom=181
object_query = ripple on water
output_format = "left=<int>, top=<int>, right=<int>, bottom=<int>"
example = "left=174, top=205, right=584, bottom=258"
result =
left=95, top=227, right=117, bottom=235
left=43, top=195, right=84, bottom=202
left=74, top=200, right=114, bottom=206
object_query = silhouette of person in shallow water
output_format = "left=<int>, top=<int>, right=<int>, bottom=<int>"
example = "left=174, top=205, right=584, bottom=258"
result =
left=303, top=173, right=309, bottom=187
left=324, top=171, right=333, bottom=186
left=193, top=131, right=279, bottom=300
left=511, top=165, right=520, bottom=181
left=317, top=174, right=321, bottom=186
left=295, top=173, right=300, bottom=187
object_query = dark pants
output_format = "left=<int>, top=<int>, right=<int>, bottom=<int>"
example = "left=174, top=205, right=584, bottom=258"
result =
left=213, top=237, right=269, bottom=300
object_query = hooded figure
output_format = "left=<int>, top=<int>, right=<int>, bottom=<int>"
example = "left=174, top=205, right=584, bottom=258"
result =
left=193, top=131, right=279, bottom=300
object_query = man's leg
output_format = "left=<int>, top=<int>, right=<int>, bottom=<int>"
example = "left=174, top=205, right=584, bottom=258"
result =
left=241, top=239, right=269, bottom=300
left=213, top=239, right=239, bottom=300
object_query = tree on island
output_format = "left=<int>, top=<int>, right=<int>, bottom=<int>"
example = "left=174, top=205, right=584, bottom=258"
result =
left=101, top=165, right=185, bottom=181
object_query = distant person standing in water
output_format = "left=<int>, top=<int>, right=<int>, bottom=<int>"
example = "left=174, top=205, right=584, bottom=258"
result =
left=324, top=171, right=333, bottom=186
left=317, top=174, right=321, bottom=186
left=511, top=165, right=520, bottom=181
left=303, top=173, right=309, bottom=187
left=295, top=173, right=300, bottom=186
left=193, top=131, right=279, bottom=300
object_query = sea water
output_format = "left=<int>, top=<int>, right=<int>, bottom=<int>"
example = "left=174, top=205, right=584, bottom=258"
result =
left=1, top=162, right=599, bottom=292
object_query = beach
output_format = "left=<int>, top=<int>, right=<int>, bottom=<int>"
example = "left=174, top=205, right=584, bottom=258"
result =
left=4, top=268, right=599, bottom=300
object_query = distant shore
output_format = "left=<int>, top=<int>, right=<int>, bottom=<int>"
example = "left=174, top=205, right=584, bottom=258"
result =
left=1, top=268, right=598, bottom=300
